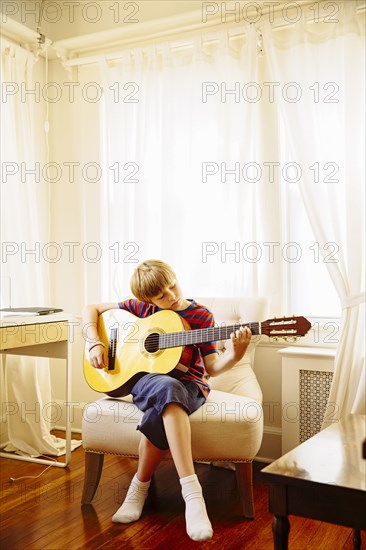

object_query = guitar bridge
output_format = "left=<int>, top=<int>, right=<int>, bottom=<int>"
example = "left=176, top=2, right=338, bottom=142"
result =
left=108, top=327, right=117, bottom=371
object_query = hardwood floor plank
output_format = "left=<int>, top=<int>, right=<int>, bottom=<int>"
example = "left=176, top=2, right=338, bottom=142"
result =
left=306, top=521, right=355, bottom=550
left=1, top=442, right=365, bottom=550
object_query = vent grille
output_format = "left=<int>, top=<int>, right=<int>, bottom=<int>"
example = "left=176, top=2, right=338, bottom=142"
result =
left=299, top=369, right=333, bottom=443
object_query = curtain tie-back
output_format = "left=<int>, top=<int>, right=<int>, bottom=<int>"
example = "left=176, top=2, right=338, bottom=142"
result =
left=341, top=292, right=366, bottom=310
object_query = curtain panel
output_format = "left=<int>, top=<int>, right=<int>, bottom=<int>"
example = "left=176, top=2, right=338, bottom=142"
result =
left=261, top=0, right=365, bottom=422
left=0, top=41, right=80, bottom=456
left=82, top=25, right=283, bottom=311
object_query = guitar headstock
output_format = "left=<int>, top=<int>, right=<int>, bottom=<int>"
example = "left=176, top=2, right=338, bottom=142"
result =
left=261, top=316, right=311, bottom=341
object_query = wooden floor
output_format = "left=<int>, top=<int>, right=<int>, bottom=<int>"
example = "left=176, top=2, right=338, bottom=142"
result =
left=1, top=433, right=365, bottom=550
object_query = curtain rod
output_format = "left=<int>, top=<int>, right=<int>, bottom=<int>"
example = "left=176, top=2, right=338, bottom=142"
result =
left=61, top=2, right=365, bottom=68
left=0, top=34, right=37, bottom=59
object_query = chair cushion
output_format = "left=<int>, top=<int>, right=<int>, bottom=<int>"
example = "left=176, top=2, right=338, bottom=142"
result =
left=82, top=390, right=263, bottom=462
left=208, top=363, right=263, bottom=403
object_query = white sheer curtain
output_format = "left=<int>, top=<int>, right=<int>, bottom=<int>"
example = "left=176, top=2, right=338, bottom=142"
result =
left=0, top=41, right=79, bottom=456
left=262, top=0, right=365, bottom=422
left=80, top=1, right=364, bottom=423
left=84, top=25, right=283, bottom=310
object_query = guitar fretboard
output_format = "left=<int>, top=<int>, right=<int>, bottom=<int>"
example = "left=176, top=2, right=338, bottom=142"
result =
left=158, top=322, right=260, bottom=350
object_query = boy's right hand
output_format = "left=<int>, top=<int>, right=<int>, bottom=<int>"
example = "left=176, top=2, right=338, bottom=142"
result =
left=89, top=344, right=107, bottom=369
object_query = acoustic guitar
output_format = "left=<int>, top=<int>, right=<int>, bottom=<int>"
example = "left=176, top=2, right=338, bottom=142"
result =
left=83, top=309, right=311, bottom=397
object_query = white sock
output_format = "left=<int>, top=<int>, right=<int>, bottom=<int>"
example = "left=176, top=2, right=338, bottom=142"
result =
left=112, top=474, right=150, bottom=523
left=180, top=474, right=213, bottom=541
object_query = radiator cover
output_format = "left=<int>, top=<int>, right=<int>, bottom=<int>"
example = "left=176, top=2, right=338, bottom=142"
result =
left=279, top=347, right=336, bottom=454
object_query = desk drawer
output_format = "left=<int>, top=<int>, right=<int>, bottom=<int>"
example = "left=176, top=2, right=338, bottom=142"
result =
left=0, top=322, right=68, bottom=351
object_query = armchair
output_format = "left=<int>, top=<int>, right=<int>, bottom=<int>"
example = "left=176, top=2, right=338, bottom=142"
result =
left=81, top=296, right=266, bottom=518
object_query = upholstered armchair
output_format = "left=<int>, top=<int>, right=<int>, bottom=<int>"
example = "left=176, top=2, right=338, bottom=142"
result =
left=81, top=297, right=266, bottom=518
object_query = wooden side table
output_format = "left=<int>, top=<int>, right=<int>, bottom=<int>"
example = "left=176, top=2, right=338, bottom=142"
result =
left=261, top=414, right=366, bottom=549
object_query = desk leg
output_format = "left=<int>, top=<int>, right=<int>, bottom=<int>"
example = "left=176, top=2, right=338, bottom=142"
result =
left=64, top=339, right=72, bottom=467
left=272, top=516, right=290, bottom=550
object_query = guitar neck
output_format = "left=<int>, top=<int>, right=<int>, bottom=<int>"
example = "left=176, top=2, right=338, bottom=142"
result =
left=159, top=322, right=260, bottom=350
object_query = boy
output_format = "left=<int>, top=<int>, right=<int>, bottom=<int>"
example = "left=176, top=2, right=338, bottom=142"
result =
left=82, top=259, right=251, bottom=541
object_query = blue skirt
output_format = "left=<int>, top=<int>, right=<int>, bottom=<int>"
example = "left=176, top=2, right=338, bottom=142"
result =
left=131, top=373, right=206, bottom=450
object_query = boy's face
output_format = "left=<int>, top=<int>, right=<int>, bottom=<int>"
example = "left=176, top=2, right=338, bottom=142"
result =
left=150, top=279, right=185, bottom=310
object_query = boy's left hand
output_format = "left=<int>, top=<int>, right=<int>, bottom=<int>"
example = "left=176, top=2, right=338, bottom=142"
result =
left=230, top=326, right=252, bottom=361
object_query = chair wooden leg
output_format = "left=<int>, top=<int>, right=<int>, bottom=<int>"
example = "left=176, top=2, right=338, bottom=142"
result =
left=235, top=462, right=255, bottom=519
left=81, top=451, right=104, bottom=505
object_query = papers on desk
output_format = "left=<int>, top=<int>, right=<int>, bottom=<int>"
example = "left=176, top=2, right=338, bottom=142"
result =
left=0, top=307, right=63, bottom=317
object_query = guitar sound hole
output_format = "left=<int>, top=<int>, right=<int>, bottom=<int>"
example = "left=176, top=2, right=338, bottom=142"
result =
left=145, top=333, right=160, bottom=354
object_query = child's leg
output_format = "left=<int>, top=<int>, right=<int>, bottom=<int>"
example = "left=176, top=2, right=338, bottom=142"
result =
left=137, top=434, right=166, bottom=482
left=163, top=403, right=213, bottom=541
left=124, top=374, right=212, bottom=540
left=112, top=435, right=165, bottom=524
left=162, top=402, right=194, bottom=478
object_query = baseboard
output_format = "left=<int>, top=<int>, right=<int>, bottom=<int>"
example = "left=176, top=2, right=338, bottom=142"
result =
left=50, top=399, right=86, bottom=432
left=256, top=425, right=282, bottom=463
left=0, top=419, right=9, bottom=447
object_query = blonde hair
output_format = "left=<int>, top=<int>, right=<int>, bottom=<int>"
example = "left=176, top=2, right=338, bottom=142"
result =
left=130, top=259, right=176, bottom=302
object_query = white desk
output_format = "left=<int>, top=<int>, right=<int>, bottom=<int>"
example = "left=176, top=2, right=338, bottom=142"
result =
left=0, top=313, right=73, bottom=468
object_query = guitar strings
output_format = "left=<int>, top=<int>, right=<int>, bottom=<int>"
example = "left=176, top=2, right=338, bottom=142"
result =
left=147, top=322, right=262, bottom=347
left=144, top=320, right=300, bottom=349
